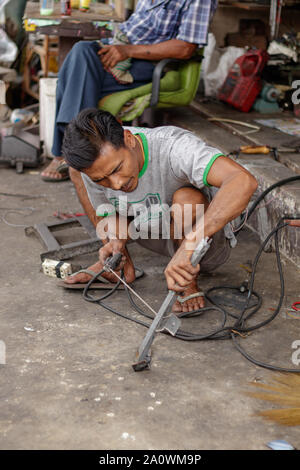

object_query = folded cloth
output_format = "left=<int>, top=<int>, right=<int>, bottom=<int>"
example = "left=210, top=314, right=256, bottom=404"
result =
left=117, top=94, right=151, bottom=120
left=98, top=24, right=133, bottom=84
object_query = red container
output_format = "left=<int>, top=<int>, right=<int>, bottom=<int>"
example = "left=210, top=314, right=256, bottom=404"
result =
left=218, top=49, right=269, bottom=112
left=61, top=0, right=71, bottom=16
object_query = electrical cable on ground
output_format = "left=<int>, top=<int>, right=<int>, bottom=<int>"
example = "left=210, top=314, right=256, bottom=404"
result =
left=82, top=175, right=300, bottom=372
left=0, top=206, right=37, bottom=227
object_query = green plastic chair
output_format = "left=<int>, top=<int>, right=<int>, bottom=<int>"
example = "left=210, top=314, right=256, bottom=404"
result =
left=99, top=51, right=203, bottom=122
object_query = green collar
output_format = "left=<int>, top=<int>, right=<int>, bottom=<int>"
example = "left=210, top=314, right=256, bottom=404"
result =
left=135, top=132, right=148, bottom=178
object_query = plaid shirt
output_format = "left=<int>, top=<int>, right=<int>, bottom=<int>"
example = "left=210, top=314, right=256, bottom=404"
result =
left=120, top=0, right=217, bottom=46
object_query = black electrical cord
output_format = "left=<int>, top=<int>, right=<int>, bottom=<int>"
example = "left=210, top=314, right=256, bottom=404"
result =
left=82, top=176, right=300, bottom=372
left=235, top=175, right=300, bottom=235
left=82, top=269, right=151, bottom=328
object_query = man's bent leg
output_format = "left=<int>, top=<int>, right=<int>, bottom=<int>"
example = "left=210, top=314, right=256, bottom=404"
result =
left=170, top=187, right=210, bottom=313
left=133, top=187, right=208, bottom=311
left=134, top=187, right=230, bottom=312
left=170, top=187, right=231, bottom=312
left=42, top=42, right=104, bottom=180
left=52, top=41, right=107, bottom=158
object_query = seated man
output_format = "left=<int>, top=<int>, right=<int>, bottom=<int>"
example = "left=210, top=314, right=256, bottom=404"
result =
left=61, top=109, right=258, bottom=313
left=41, top=0, right=218, bottom=181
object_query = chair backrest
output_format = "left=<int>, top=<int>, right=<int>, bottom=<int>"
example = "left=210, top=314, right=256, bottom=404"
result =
left=157, top=60, right=202, bottom=108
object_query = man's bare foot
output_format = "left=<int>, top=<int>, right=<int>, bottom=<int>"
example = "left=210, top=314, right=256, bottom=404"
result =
left=64, top=260, right=136, bottom=285
left=172, top=280, right=204, bottom=313
left=41, top=157, right=69, bottom=181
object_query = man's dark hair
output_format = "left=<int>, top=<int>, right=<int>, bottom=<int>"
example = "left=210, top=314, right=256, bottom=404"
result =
left=62, top=108, right=125, bottom=171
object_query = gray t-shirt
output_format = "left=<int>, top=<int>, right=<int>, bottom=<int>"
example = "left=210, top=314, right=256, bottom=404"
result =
left=82, top=125, right=235, bottom=243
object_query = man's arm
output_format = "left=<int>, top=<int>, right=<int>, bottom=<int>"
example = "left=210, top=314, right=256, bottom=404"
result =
left=193, top=157, right=258, bottom=242
left=99, top=39, right=197, bottom=70
left=165, top=157, right=258, bottom=291
left=69, top=168, right=103, bottom=229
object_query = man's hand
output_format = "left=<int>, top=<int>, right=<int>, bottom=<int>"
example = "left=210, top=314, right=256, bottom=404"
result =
left=164, top=245, right=200, bottom=292
left=98, top=45, right=130, bottom=70
left=98, top=39, right=197, bottom=70
left=99, top=239, right=136, bottom=284
left=99, top=239, right=127, bottom=268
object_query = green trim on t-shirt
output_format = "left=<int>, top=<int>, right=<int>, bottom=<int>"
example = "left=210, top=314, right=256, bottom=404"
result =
left=203, top=153, right=225, bottom=187
left=135, top=132, right=149, bottom=178
left=96, top=210, right=116, bottom=217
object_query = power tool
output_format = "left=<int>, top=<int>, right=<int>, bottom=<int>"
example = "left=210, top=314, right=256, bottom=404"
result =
left=218, top=49, right=269, bottom=112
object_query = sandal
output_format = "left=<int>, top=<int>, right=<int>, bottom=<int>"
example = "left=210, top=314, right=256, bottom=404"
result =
left=176, top=291, right=205, bottom=304
left=57, top=267, right=144, bottom=290
left=172, top=291, right=205, bottom=314
left=41, top=158, right=70, bottom=182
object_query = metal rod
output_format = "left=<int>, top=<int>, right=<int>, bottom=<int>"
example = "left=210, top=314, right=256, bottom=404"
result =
left=105, top=266, right=158, bottom=317
left=133, top=237, right=212, bottom=371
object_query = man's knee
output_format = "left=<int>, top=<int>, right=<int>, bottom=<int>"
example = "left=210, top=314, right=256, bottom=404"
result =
left=172, top=187, right=209, bottom=209
left=170, top=187, right=208, bottom=240
left=69, top=40, right=98, bottom=59
left=58, top=41, right=97, bottom=81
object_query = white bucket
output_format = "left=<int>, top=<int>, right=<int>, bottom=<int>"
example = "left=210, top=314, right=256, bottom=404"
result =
left=39, top=78, right=58, bottom=157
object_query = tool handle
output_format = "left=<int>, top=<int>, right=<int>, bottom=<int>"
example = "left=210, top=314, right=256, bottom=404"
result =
left=240, top=145, right=270, bottom=154
left=190, top=237, right=212, bottom=267
left=104, top=252, right=123, bottom=271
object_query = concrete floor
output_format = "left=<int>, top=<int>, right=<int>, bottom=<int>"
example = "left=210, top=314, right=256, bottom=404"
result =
left=0, top=165, right=300, bottom=450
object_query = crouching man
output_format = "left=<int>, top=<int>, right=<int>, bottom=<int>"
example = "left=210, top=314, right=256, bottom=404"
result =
left=61, top=109, right=257, bottom=313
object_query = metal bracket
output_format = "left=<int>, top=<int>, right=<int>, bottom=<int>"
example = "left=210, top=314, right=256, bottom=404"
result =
left=132, top=237, right=212, bottom=372
left=157, top=313, right=181, bottom=336
left=25, top=215, right=102, bottom=261
left=132, top=290, right=180, bottom=372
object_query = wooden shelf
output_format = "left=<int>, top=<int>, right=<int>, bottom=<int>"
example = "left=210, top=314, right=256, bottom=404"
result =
left=24, top=1, right=121, bottom=22
left=219, top=2, right=270, bottom=11
left=219, top=1, right=300, bottom=10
